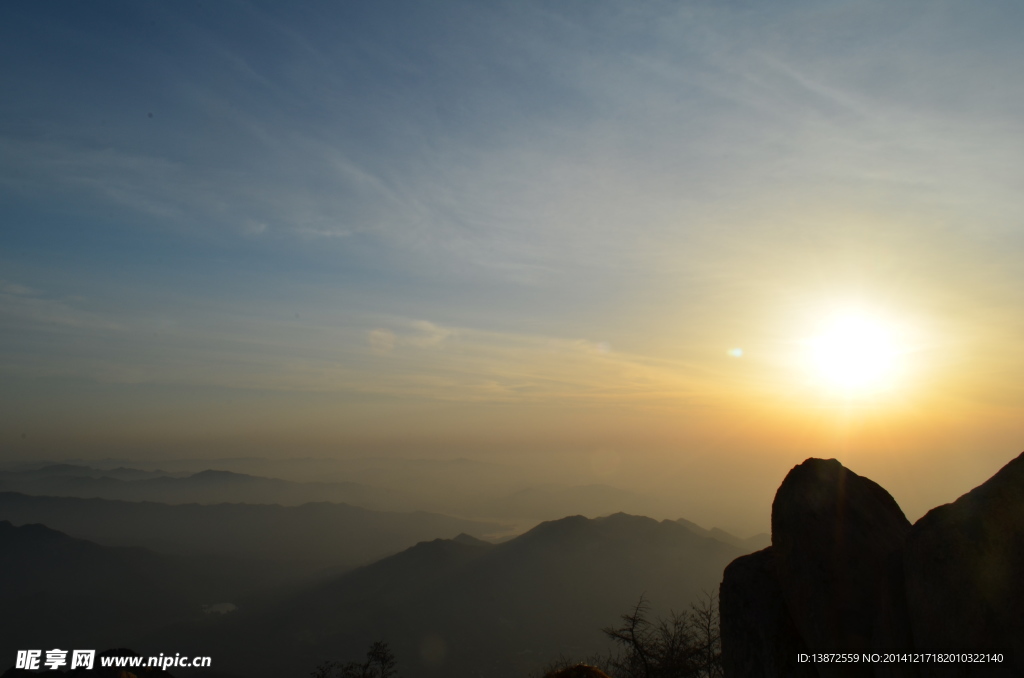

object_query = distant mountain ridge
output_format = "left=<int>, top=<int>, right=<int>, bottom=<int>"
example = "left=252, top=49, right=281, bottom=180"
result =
left=0, top=492, right=504, bottom=572
left=0, top=520, right=278, bottom=670
left=201, top=512, right=753, bottom=678
left=0, top=509, right=764, bottom=678
left=474, top=483, right=669, bottom=522
left=0, top=464, right=685, bottom=525
left=0, top=465, right=405, bottom=510
left=0, top=463, right=174, bottom=481
left=675, top=517, right=770, bottom=551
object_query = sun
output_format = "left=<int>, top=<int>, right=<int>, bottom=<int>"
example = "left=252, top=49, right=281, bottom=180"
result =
left=804, top=311, right=901, bottom=394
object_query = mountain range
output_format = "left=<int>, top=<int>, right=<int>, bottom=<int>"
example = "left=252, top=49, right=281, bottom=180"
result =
left=0, top=520, right=274, bottom=675
left=0, top=462, right=685, bottom=525
left=189, top=512, right=749, bottom=678
left=0, top=465, right=406, bottom=511
left=0, top=492, right=503, bottom=574
left=1, top=511, right=760, bottom=678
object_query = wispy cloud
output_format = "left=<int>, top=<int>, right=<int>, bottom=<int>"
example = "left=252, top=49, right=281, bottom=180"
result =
left=3, top=0, right=1020, bottom=285
left=2, top=0, right=1024, bottom=472
left=0, top=286, right=726, bottom=405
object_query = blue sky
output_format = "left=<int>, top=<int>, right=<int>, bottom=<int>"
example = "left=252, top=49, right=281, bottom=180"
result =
left=2, top=0, right=1024, bottom=527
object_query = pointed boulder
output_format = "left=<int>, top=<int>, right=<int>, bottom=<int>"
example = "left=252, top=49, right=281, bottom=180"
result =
left=771, top=459, right=914, bottom=677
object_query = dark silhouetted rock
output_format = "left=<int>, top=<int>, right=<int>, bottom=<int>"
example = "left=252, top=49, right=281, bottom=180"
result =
left=722, top=453, right=1024, bottom=678
left=720, top=546, right=815, bottom=678
left=771, top=459, right=915, bottom=678
left=904, top=451, right=1024, bottom=677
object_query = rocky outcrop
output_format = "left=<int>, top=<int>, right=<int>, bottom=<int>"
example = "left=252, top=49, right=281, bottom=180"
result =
left=721, top=452, right=1024, bottom=678
left=720, top=547, right=813, bottom=678
left=772, top=459, right=914, bottom=677
left=904, top=452, right=1024, bottom=677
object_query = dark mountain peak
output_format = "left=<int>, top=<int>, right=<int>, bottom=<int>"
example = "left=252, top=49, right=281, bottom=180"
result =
left=274, top=503, right=743, bottom=678
left=413, top=534, right=492, bottom=554
left=452, top=532, right=492, bottom=547
left=675, top=517, right=710, bottom=535
left=707, top=527, right=733, bottom=540
left=327, top=531, right=494, bottom=591
left=518, top=514, right=588, bottom=537
left=512, top=513, right=690, bottom=553
left=596, top=512, right=664, bottom=531
left=669, top=518, right=770, bottom=551
left=706, top=527, right=771, bottom=552
left=0, top=519, right=156, bottom=561
left=598, top=511, right=647, bottom=521
left=344, top=532, right=495, bottom=576
left=0, top=492, right=503, bottom=571
left=0, top=520, right=72, bottom=544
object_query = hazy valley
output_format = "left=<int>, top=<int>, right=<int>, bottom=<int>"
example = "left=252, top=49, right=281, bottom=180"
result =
left=0, top=459, right=767, bottom=677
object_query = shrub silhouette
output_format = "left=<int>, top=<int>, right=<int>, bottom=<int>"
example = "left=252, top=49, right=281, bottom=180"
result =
left=602, top=592, right=722, bottom=678
left=310, top=640, right=397, bottom=678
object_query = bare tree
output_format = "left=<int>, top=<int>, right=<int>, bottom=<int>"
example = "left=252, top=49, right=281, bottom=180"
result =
left=364, top=640, right=398, bottom=678
left=688, top=590, right=722, bottom=678
left=603, top=595, right=657, bottom=678
left=311, top=640, right=399, bottom=678
left=599, top=592, right=722, bottom=678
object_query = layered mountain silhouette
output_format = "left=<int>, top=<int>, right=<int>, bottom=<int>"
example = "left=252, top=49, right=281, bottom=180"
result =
left=0, top=458, right=768, bottom=678
left=192, top=513, right=751, bottom=678
left=0, top=521, right=276, bottom=670
left=470, top=483, right=674, bottom=523
left=1, top=501, right=764, bottom=678
left=0, top=465, right=404, bottom=511
left=0, top=492, right=503, bottom=573
left=675, top=517, right=769, bottom=552
left=0, top=462, right=692, bottom=525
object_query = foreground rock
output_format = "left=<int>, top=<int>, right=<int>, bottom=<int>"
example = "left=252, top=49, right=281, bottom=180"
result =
left=720, top=547, right=813, bottom=678
left=721, top=452, right=1024, bottom=678
left=904, top=452, right=1024, bottom=677
left=772, top=459, right=914, bottom=677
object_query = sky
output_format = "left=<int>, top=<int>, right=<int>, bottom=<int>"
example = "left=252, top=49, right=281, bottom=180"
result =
left=2, top=0, right=1023, bottom=533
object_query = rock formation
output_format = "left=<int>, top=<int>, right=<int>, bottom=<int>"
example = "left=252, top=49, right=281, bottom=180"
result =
left=772, top=459, right=915, bottom=678
left=904, top=452, right=1024, bottom=677
left=720, top=547, right=813, bottom=678
left=721, top=452, right=1024, bottom=678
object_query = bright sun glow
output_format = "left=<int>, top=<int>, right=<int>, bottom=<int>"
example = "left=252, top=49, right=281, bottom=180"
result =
left=805, top=311, right=902, bottom=394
